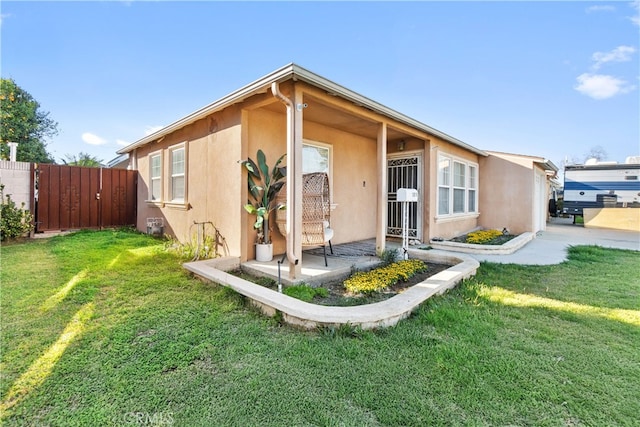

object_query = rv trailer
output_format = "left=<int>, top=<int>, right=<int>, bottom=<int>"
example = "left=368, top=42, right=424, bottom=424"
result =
left=563, top=157, right=640, bottom=216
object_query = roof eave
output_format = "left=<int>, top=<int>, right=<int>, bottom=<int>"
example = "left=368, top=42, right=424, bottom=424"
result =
left=534, top=159, right=559, bottom=173
left=117, top=64, right=297, bottom=154
left=118, top=63, right=486, bottom=157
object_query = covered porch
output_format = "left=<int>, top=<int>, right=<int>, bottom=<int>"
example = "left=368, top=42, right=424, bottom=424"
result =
left=254, top=76, right=433, bottom=281
left=242, top=239, right=404, bottom=287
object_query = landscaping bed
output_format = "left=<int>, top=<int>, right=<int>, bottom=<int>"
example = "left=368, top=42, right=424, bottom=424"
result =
left=448, top=228, right=517, bottom=245
left=230, top=261, right=451, bottom=306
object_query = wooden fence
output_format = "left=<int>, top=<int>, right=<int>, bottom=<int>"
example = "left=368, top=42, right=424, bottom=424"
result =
left=36, top=164, right=137, bottom=232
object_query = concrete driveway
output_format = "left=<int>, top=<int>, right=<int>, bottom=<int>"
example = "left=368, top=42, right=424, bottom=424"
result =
left=470, top=217, right=640, bottom=265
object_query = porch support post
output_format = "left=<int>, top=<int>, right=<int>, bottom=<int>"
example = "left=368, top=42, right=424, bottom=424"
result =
left=376, top=123, right=388, bottom=255
left=289, top=88, right=304, bottom=279
left=272, top=82, right=302, bottom=278
left=240, top=109, right=249, bottom=262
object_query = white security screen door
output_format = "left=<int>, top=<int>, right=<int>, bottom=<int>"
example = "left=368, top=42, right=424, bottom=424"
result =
left=387, top=154, right=422, bottom=239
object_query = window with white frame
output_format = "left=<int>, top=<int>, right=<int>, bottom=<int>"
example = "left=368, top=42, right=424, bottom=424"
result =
left=149, top=152, right=162, bottom=201
left=169, top=144, right=186, bottom=203
left=437, top=157, right=450, bottom=215
left=437, top=155, right=478, bottom=216
left=302, top=141, right=331, bottom=175
left=468, top=165, right=477, bottom=212
left=453, top=161, right=466, bottom=213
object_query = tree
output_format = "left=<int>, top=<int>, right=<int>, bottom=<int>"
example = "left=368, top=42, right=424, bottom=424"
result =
left=583, top=145, right=608, bottom=163
left=61, top=152, right=103, bottom=167
left=0, top=78, right=58, bottom=163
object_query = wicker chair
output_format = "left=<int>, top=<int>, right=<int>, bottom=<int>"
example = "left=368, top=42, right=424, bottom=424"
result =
left=276, top=172, right=334, bottom=266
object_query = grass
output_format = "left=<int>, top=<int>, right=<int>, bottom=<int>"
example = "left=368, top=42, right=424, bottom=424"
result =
left=1, top=230, right=639, bottom=426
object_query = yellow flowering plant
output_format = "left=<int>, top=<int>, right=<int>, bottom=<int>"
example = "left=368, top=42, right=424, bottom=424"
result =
left=465, top=229, right=503, bottom=244
left=344, top=259, right=427, bottom=294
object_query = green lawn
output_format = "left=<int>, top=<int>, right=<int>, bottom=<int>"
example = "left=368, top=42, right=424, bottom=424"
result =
left=1, top=230, right=638, bottom=426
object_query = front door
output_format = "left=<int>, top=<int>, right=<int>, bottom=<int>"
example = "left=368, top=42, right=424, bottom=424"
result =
left=386, top=153, right=422, bottom=239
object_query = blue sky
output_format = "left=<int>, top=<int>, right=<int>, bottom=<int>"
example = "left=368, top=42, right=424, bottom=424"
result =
left=1, top=1, right=638, bottom=167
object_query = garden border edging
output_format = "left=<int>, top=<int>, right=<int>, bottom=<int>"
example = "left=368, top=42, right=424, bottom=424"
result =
left=429, top=232, right=534, bottom=255
left=183, top=249, right=478, bottom=330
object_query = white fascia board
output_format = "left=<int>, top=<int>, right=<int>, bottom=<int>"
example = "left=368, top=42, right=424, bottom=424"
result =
left=118, top=63, right=486, bottom=157
left=117, top=64, right=297, bottom=154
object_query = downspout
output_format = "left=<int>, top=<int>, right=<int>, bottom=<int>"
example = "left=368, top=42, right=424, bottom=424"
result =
left=271, top=81, right=300, bottom=267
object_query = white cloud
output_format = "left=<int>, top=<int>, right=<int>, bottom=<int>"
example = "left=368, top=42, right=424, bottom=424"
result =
left=591, top=45, right=636, bottom=69
left=0, top=13, right=11, bottom=27
left=116, top=139, right=129, bottom=146
left=82, top=132, right=108, bottom=146
left=630, top=0, right=640, bottom=25
left=586, top=5, right=616, bottom=13
left=574, top=73, right=636, bottom=99
left=144, top=125, right=164, bottom=136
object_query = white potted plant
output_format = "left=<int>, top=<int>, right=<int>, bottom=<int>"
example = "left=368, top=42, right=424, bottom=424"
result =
left=240, top=149, right=286, bottom=262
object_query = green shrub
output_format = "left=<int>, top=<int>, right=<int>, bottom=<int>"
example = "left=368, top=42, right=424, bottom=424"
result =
left=344, top=259, right=427, bottom=294
left=379, top=248, right=399, bottom=265
left=0, top=184, right=34, bottom=241
left=284, top=284, right=329, bottom=302
left=164, top=228, right=219, bottom=260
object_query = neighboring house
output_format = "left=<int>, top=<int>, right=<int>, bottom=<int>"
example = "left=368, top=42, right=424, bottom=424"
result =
left=106, top=153, right=130, bottom=169
left=117, top=64, right=547, bottom=278
left=479, top=151, right=558, bottom=235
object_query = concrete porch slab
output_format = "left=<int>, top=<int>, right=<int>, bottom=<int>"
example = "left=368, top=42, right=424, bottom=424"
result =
left=242, top=251, right=381, bottom=287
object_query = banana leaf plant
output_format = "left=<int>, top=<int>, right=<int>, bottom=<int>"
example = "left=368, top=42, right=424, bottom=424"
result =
left=240, top=149, right=286, bottom=244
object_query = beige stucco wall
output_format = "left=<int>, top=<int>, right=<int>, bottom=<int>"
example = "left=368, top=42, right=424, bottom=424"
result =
left=245, top=107, right=288, bottom=259
left=479, top=152, right=552, bottom=235
left=479, top=154, right=532, bottom=234
left=305, top=121, right=378, bottom=244
left=135, top=107, right=244, bottom=258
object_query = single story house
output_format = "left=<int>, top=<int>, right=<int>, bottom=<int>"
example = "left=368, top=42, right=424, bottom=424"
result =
left=117, top=63, right=553, bottom=279
left=479, top=151, right=558, bottom=235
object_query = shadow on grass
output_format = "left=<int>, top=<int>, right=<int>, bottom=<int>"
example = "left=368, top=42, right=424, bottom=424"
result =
left=473, top=245, right=639, bottom=312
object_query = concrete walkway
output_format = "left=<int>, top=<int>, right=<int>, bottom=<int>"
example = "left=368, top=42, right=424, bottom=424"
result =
left=468, top=217, right=640, bottom=265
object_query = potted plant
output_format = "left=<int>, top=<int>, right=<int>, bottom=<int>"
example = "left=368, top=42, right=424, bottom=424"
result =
left=241, top=149, right=286, bottom=261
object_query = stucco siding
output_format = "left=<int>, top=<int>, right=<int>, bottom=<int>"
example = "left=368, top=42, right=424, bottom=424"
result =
left=305, top=121, right=378, bottom=245
left=246, top=107, right=288, bottom=258
left=479, top=154, right=534, bottom=234
left=135, top=110, right=244, bottom=258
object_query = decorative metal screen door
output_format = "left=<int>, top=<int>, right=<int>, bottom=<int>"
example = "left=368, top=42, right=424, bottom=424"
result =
left=387, top=154, right=422, bottom=239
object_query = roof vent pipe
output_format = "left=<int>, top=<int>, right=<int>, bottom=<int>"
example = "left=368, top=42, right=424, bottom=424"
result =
left=8, top=142, right=18, bottom=162
left=271, top=81, right=300, bottom=268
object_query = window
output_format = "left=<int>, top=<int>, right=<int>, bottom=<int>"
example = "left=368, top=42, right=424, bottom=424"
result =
left=453, top=161, right=466, bottom=213
left=169, top=144, right=186, bottom=203
left=437, top=155, right=478, bottom=216
left=468, top=165, right=477, bottom=212
left=149, top=151, right=162, bottom=201
left=437, top=158, right=450, bottom=215
left=302, top=141, right=331, bottom=175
